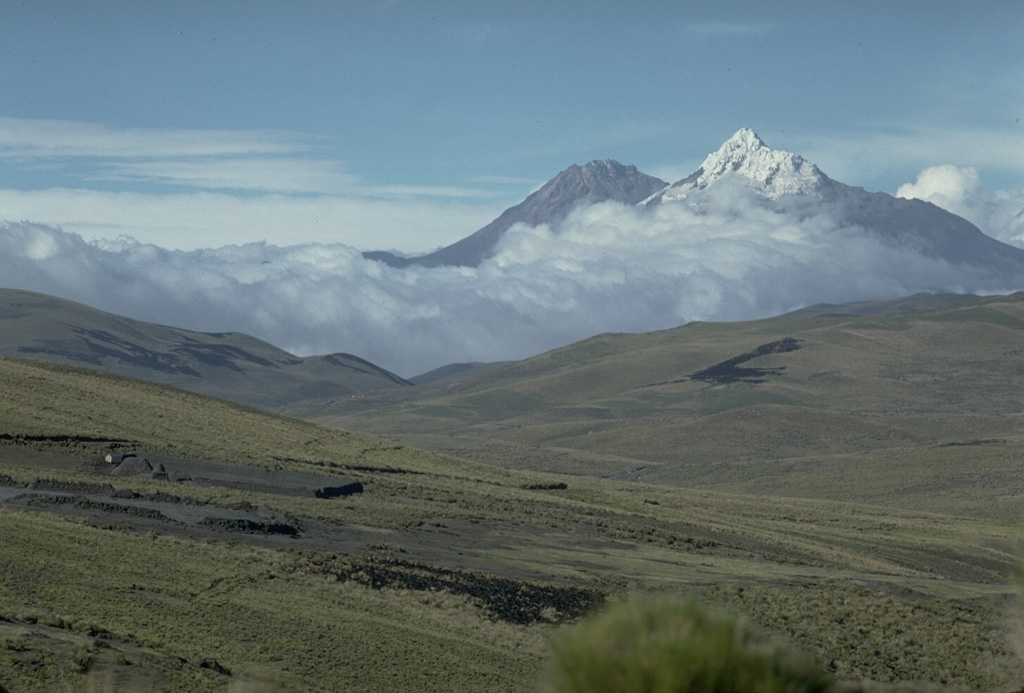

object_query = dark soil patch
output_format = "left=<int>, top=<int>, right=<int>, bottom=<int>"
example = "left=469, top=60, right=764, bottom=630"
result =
left=198, top=658, right=232, bottom=676
left=0, top=433, right=134, bottom=446
left=305, top=554, right=604, bottom=625
left=29, top=479, right=117, bottom=495
left=110, top=489, right=206, bottom=506
left=938, top=438, right=1006, bottom=447
left=336, top=464, right=421, bottom=475
left=19, top=494, right=181, bottom=523
left=196, top=517, right=299, bottom=536
left=689, top=337, right=803, bottom=384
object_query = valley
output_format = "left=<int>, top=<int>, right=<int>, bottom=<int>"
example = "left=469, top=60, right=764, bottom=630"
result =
left=2, top=292, right=1024, bottom=690
left=6, top=7, right=1024, bottom=692
left=300, top=293, right=1024, bottom=520
left=0, top=288, right=409, bottom=410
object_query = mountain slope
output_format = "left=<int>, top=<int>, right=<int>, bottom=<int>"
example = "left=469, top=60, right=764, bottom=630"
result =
left=650, top=128, right=1024, bottom=280
left=364, top=160, right=666, bottom=268
left=0, top=288, right=410, bottom=409
left=308, top=291, right=1024, bottom=521
left=365, top=128, right=1024, bottom=287
left=2, top=349, right=1022, bottom=690
left=782, top=291, right=980, bottom=318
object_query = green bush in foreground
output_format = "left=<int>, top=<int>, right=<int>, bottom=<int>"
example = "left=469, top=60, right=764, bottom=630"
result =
left=545, top=596, right=834, bottom=693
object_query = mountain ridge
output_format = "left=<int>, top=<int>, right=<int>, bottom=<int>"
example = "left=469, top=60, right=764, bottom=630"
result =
left=0, top=288, right=410, bottom=408
left=659, top=130, right=1024, bottom=279
left=649, top=127, right=829, bottom=202
left=364, top=128, right=1024, bottom=284
left=3, top=286, right=990, bottom=413
left=363, top=159, right=666, bottom=268
left=3, top=320, right=1019, bottom=690
left=309, top=289, right=1024, bottom=524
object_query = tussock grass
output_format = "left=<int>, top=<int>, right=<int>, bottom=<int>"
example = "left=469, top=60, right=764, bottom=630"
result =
left=4, top=351, right=1024, bottom=690
left=545, top=596, right=833, bottom=693
left=1011, top=562, right=1024, bottom=684
left=0, top=507, right=550, bottom=692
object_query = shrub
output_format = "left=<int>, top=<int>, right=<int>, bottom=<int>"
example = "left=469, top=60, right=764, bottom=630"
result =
left=70, top=643, right=92, bottom=673
left=545, top=596, right=834, bottom=693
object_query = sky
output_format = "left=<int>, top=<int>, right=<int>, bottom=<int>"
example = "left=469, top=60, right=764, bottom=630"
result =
left=2, top=1, right=1024, bottom=376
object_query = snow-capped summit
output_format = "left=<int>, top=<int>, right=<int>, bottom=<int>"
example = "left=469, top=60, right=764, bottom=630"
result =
left=362, top=128, right=1024, bottom=281
left=653, top=128, right=829, bottom=202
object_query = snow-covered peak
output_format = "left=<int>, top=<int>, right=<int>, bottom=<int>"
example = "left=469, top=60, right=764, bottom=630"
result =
left=658, top=128, right=827, bottom=202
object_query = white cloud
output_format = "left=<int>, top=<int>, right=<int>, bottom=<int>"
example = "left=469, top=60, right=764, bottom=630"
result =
left=0, top=117, right=507, bottom=198
left=0, top=117, right=519, bottom=249
left=95, top=157, right=362, bottom=195
left=4, top=180, right=1020, bottom=379
left=0, top=188, right=510, bottom=252
left=786, top=125, right=1024, bottom=193
left=897, top=164, right=981, bottom=207
left=897, top=165, right=1024, bottom=248
left=0, top=117, right=307, bottom=160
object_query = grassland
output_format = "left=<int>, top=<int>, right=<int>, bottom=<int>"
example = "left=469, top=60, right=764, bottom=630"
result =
left=303, top=293, right=1024, bottom=522
left=0, top=287, right=408, bottom=409
left=2, top=348, right=1024, bottom=691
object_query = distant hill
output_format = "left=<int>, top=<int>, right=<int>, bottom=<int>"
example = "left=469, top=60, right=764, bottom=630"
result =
left=4, top=295, right=1024, bottom=690
left=782, top=292, right=980, bottom=317
left=0, top=288, right=410, bottom=409
left=310, top=291, right=1024, bottom=521
left=408, top=360, right=515, bottom=385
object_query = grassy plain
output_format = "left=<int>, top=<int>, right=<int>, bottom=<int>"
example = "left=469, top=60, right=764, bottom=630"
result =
left=2, top=296, right=1024, bottom=690
left=306, top=293, right=1024, bottom=522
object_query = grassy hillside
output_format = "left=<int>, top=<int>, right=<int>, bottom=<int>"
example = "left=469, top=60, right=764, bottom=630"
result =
left=0, top=288, right=409, bottom=409
left=303, top=292, right=1024, bottom=522
left=2, top=355, right=1024, bottom=690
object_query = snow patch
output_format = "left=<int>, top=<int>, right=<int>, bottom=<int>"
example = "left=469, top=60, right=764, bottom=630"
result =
left=659, top=128, right=827, bottom=201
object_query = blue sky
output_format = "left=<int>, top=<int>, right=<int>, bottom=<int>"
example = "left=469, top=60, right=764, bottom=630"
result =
left=1, top=0, right=1022, bottom=252
left=2, top=1, right=1024, bottom=375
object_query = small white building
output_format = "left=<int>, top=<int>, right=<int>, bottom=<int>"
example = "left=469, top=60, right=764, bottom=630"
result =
left=104, top=451, right=136, bottom=464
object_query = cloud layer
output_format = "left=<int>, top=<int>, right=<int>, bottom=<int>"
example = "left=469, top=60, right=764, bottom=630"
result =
left=4, top=177, right=1024, bottom=379
left=897, top=164, right=1024, bottom=247
left=0, top=117, right=517, bottom=251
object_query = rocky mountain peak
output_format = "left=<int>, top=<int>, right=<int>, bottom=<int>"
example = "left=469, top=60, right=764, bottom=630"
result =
left=365, top=160, right=665, bottom=268
left=656, top=128, right=828, bottom=202
left=536, top=159, right=667, bottom=210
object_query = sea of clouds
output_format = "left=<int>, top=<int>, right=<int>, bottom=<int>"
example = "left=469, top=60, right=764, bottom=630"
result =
left=2, top=169, right=1023, bottom=378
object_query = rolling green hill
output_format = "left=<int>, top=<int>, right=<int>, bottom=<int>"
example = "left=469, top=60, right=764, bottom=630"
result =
left=299, top=292, right=1024, bottom=522
left=0, top=288, right=409, bottom=409
left=2, top=352, right=1024, bottom=690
